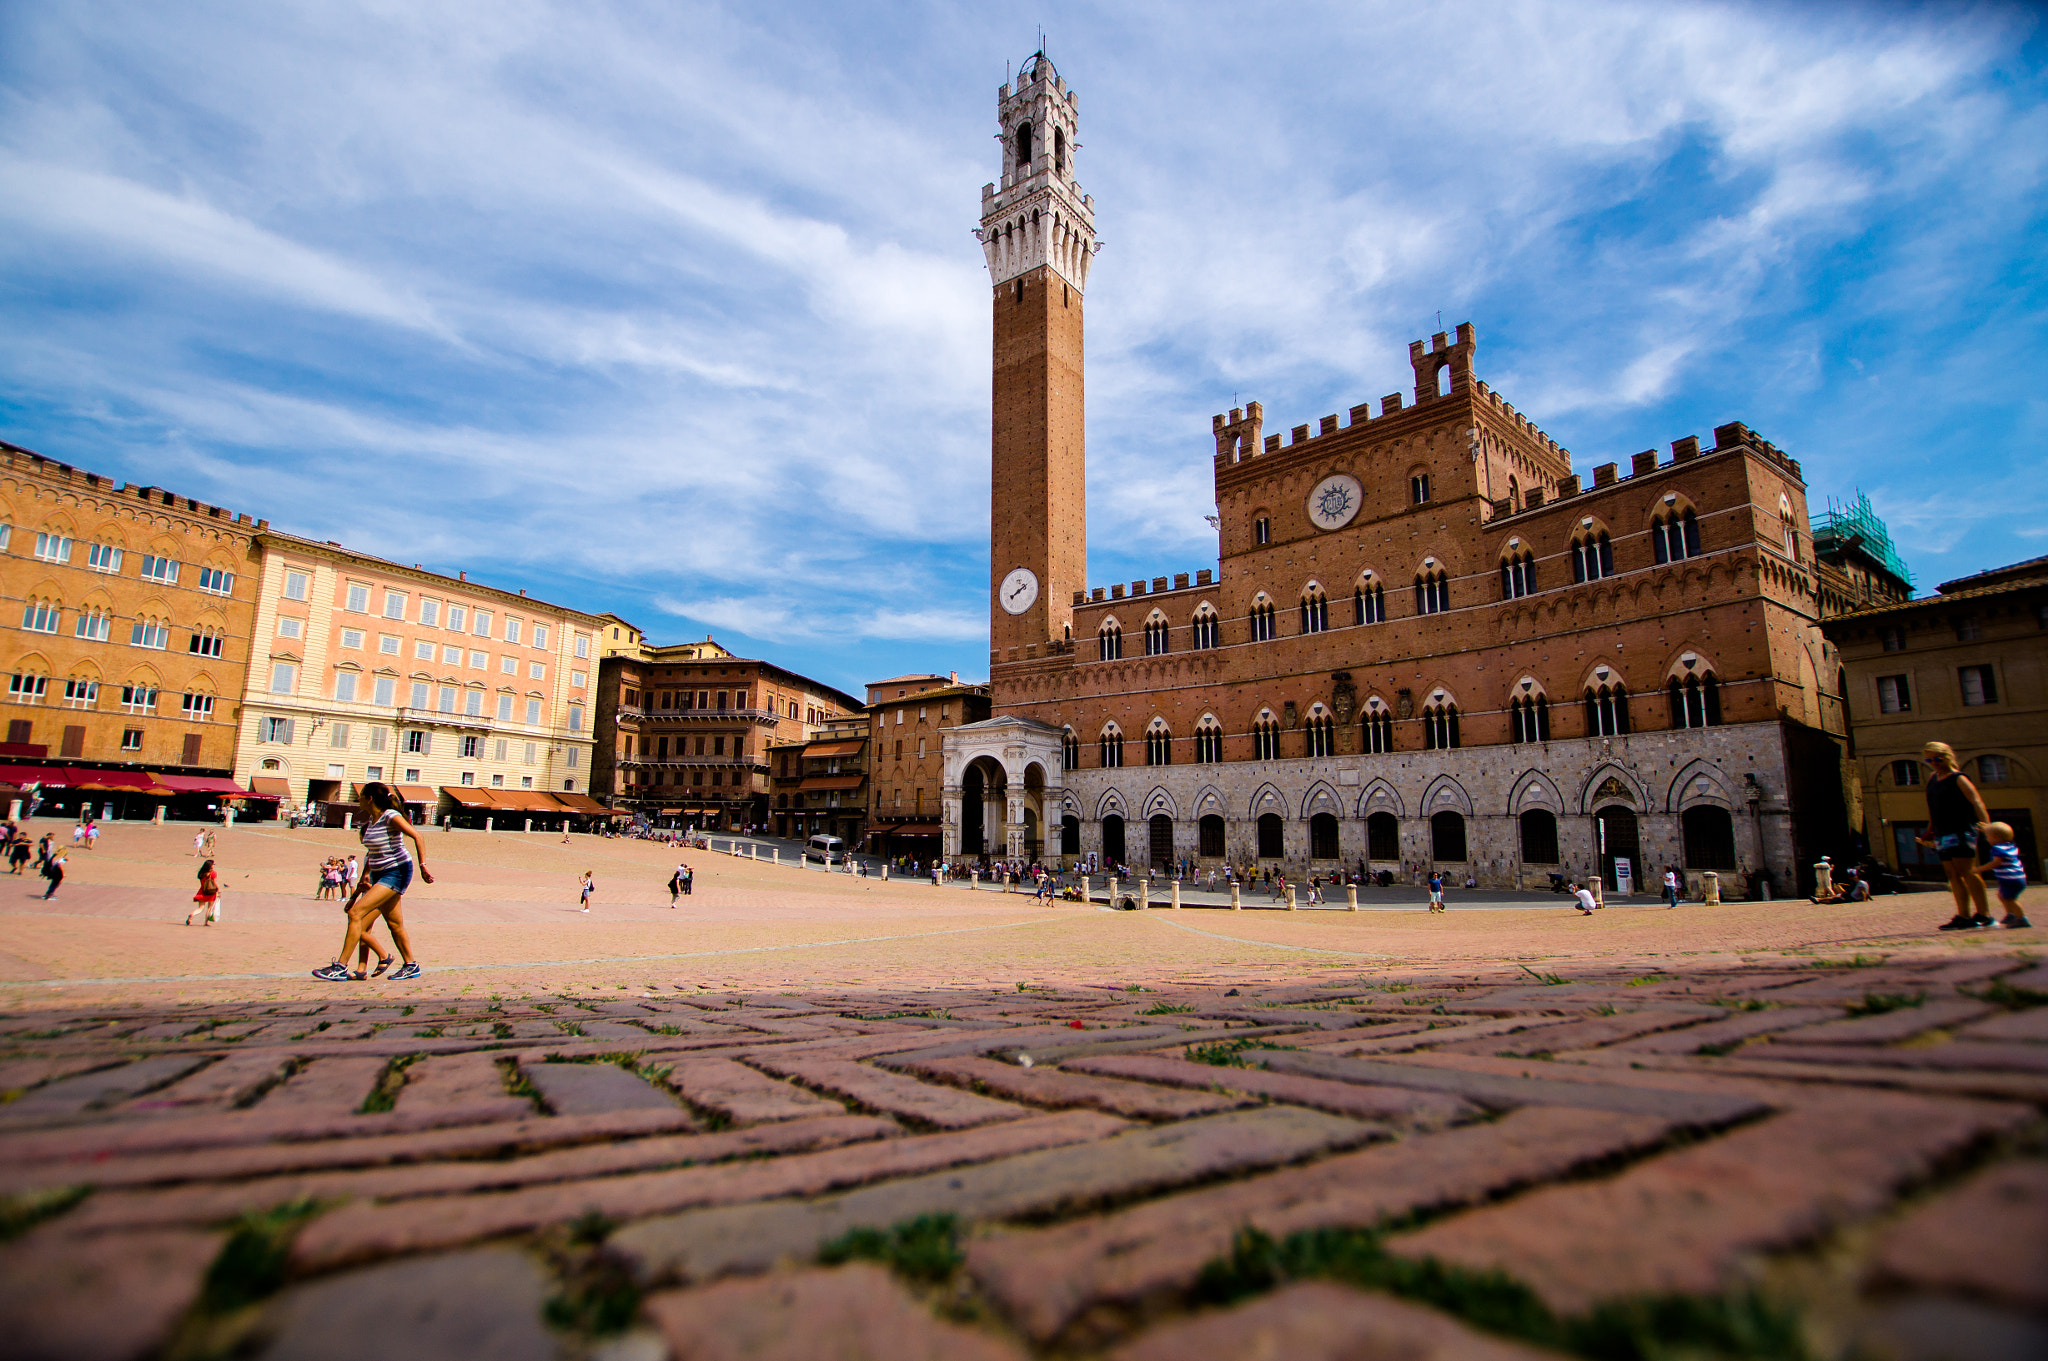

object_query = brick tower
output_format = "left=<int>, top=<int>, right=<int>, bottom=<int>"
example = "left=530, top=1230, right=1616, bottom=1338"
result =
left=980, top=51, right=1096, bottom=662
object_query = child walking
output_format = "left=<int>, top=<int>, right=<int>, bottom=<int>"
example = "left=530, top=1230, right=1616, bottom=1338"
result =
left=1983, top=822, right=2033, bottom=930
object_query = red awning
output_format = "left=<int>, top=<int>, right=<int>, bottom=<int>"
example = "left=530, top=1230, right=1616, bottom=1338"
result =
left=799, top=775, right=865, bottom=792
left=877, top=822, right=942, bottom=836
left=67, top=769, right=178, bottom=795
left=393, top=785, right=437, bottom=805
left=0, top=764, right=61, bottom=788
left=440, top=785, right=497, bottom=809
left=247, top=776, right=291, bottom=800
left=804, top=740, right=865, bottom=759
left=155, top=774, right=254, bottom=796
left=549, top=792, right=611, bottom=816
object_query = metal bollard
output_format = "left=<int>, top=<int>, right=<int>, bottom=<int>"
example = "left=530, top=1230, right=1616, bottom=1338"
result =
left=1347, top=884, right=1358, bottom=912
left=1171, top=880, right=1181, bottom=910
left=1230, top=883, right=1241, bottom=911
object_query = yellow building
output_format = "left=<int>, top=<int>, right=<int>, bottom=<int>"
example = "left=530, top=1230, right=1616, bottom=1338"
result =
left=232, top=532, right=606, bottom=824
left=0, top=441, right=261, bottom=817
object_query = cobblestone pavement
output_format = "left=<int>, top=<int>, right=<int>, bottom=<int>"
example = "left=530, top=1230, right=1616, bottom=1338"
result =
left=0, top=824, right=2043, bottom=1359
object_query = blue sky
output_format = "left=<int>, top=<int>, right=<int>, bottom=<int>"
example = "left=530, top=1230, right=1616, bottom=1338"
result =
left=2, top=1, right=2043, bottom=696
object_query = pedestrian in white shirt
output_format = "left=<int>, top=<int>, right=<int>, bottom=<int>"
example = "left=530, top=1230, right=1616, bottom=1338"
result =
left=1572, top=881, right=1597, bottom=916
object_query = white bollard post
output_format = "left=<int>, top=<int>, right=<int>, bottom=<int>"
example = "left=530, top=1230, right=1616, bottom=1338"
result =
left=1108, top=876, right=1119, bottom=908
left=1138, top=879, right=1149, bottom=911
left=970, top=870, right=979, bottom=890
left=1171, top=880, right=1180, bottom=910
left=485, top=816, right=493, bottom=833
left=773, top=848, right=780, bottom=866
left=880, top=861, right=887, bottom=880
left=525, top=817, right=532, bottom=833
left=1230, top=882, right=1241, bottom=911
left=1286, top=885, right=1297, bottom=911
left=1347, top=884, right=1358, bottom=912
left=1703, top=870, right=1721, bottom=906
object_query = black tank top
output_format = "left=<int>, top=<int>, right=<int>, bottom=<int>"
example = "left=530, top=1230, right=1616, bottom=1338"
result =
left=1925, top=772, right=1975, bottom=836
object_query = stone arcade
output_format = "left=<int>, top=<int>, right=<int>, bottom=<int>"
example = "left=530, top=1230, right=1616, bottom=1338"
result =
left=945, top=53, right=1848, bottom=895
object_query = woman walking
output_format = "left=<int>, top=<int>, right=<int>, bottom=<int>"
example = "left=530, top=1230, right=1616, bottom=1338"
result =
left=579, top=871, right=595, bottom=914
left=313, top=782, right=431, bottom=982
left=186, top=860, right=221, bottom=925
left=1915, top=742, right=1993, bottom=931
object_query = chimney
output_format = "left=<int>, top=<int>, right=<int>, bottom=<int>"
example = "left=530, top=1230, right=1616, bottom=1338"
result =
left=458, top=571, right=467, bottom=581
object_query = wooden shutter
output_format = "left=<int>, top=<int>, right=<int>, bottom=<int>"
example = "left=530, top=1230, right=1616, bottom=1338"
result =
left=60, top=726, right=85, bottom=758
left=182, top=733, right=203, bottom=765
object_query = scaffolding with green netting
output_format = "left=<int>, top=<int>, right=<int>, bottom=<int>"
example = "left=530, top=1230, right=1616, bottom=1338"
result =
left=1813, top=491, right=1913, bottom=590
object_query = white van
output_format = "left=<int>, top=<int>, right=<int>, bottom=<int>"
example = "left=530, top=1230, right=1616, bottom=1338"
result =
left=805, top=834, right=845, bottom=865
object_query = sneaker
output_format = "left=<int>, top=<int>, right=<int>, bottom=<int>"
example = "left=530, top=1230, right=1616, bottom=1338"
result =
left=1938, top=916, right=1975, bottom=931
left=390, top=962, right=422, bottom=981
left=311, top=963, right=352, bottom=981
left=2001, top=915, right=2033, bottom=929
left=1971, top=914, right=1995, bottom=929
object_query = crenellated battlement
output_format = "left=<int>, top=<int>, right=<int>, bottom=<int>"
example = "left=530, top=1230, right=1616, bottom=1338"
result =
left=1, top=439, right=265, bottom=528
left=1072, top=570, right=1214, bottom=607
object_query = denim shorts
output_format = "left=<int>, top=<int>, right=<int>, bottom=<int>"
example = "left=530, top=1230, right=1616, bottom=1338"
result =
left=1995, top=877, right=2025, bottom=901
left=368, top=862, right=413, bottom=894
left=1934, top=831, right=1979, bottom=863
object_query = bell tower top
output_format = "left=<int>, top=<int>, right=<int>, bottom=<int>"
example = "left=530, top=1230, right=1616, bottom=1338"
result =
left=979, top=52, right=1097, bottom=292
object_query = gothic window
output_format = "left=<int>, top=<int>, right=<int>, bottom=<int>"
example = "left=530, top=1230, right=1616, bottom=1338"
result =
left=1252, top=713, right=1281, bottom=761
left=1510, top=694, right=1551, bottom=743
left=1411, top=474, right=1430, bottom=504
left=1585, top=682, right=1630, bottom=736
left=1099, top=724, right=1124, bottom=769
left=1191, top=606, right=1220, bottom=650
left=1299, top=586, right=1329, bottom=634
left=1415, top=569, right=1449, bottom=615
left=1354, top=577, right=1384, bottom=625
left=1062, top=729, right=1080, bottom=770
left=1054, top=126, right=1066, bottom=174
left=1097, top=620, right=1122, bottom=661
left=1143, top=614, right=1169, bottom=655
left=1653, top=509, right=1702, bottom=564
left=1422, top=701, right=1460, bottom=750
left=1305, top=709, right=1334, bottom=758
left=1361, top=705, right=1394, bottom=754
left=1014, top=121, right=1032, bottom=170
left=1193, top=717, right=1223, bottom=763
left=1254, top=517, right=1271, bottom=545
left=1145, top=720, right=1172, bottom=766
left=1249, top=596, right=1276, bottom=642
left=1779, top=496, right=1799, bottom=561
left=1500, top=551, right=1537, bottom=598
left=1667, top=674, right=1721, bottom=728
left=1572, top=531, right=1615, bottom=582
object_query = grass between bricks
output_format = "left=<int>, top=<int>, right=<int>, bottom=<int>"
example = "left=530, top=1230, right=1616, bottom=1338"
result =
left=820, top=1212, right=965, bottom=1284
left=1842, top=992, right=1926, bottom=1017
left=199, top=1199, right=326, bottom=1314
left=0, top=1184, right=90, bottom=1240
left=1969, top=977, right=2048, bottom=1009
left=356, top=1054, right=426, bottom=1113
left=1194, top=1225, right=1809, bottom=1361
left=1185, top=1037, right=1300, bottom=1067
left=541, top=1211, right=643, bottom=1337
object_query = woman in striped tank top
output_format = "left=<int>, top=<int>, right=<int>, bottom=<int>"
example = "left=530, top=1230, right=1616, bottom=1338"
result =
left=314, top=781, right=435, bottom=982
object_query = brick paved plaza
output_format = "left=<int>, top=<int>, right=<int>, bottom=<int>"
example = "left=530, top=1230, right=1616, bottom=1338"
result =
left=0, top=822, right=2042, bottom=1360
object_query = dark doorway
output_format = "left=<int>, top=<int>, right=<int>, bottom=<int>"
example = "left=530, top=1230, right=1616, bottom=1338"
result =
left=1431, top=810, right=1467, bottom=863
left=1257, top=813, right=1284, bottom=859
left=1309, top=812, right=1339, bottom=860
left=1519, top=809, right=1559, bottom=864
left=1596, top=805, right=1641, bottom=892
left=961, top=764, right=984, bottom=856
left=1149, top=814, right=1174, bottom=873
left=1199, top=814, right=1225, bottom=858
left=1681, top=805, right=1737, bottom=871
left=1060, top=815, right=1080, bottom=856
left=1102, top=814, right=1126, bottom=867
left=1366, top=811, right=1399, bottom=862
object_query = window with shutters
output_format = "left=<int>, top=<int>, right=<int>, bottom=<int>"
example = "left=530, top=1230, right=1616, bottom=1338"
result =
left=1876, top=675, right=1911, bottom=713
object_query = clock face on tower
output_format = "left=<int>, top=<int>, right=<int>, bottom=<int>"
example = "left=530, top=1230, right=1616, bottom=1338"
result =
left=1306, top=473, right=1364, bottom=530
left=998, top=566, right=1040, bottom=615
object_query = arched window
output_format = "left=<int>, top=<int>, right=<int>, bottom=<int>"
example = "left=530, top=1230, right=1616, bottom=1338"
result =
left=1249, top=596, right=1276, bottom=642
left=1198, top=814, right=1225, bottom=857
left=1193, top=718, right=1223, bottom=764
left=62, top=675, right=100, bottom=708
left=1310, top=812, right=1340, bottom=859
left=1422, top=701, right=1460, bottom=750
left=1361, top=703, right=1394, bottom=754
left=1519, top=809, right=1560, bottom=864
left=1061, top=728, right=1080, bottom=770
left=1145, top=720, right=1172, bottom=766
left=1572, top=531, right=1615, bottom=582
left=1507, top=475, right=1521, bottom=513
left=1354, top=576, right=1385, bottom=625
left=1191, top=606, right=1220, bottom=650
left=1143, top=614, right=1169, bottom=655
left=1014, top=121, right=1032, bottom=171
left=1585, top=682, right=1630, bottom=736
left=1252, top=712, right=1281, bottom=761
left=1653, top=509, right=1702, bottom=564
left=1366, top=811, right=1399, bottom=861
left=1257, top=813, right=1284, bottom=859
left=1097, top=620, right=1122, bottom=661
left=1667, top=673, right=1721, bottom=728
left=1510, top=693, right=1550, bottom=744
left=74, top=605, right=113, bottom=642
left=1099, top=725, right=1124, bottom=768
left=1053, top=125, right=1066, bottom=175
left=1299, top=586, right=1329, bottom=634
left=1779, top=496, right=1799, bottom=561
left=1415, top=569, right=1450, bottom=615
left=1431, top=810, right=1467, bottom=862
left=1305, top=707, right=1334, bottom=758
left=1500, top=551, right=1537, bottom=599
left=20, top=596, right=60, bottom=634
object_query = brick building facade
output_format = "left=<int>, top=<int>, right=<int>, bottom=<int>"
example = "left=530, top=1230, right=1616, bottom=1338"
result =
left=0, top=441, right=261, bottom=817
left=866, top=673, right=991, bottom=859
left=945, top=55, right=1853, bottom=895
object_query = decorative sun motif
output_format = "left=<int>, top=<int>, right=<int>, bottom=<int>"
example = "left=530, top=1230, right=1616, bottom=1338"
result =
left=1306, top=474, right=1364, bottom=530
